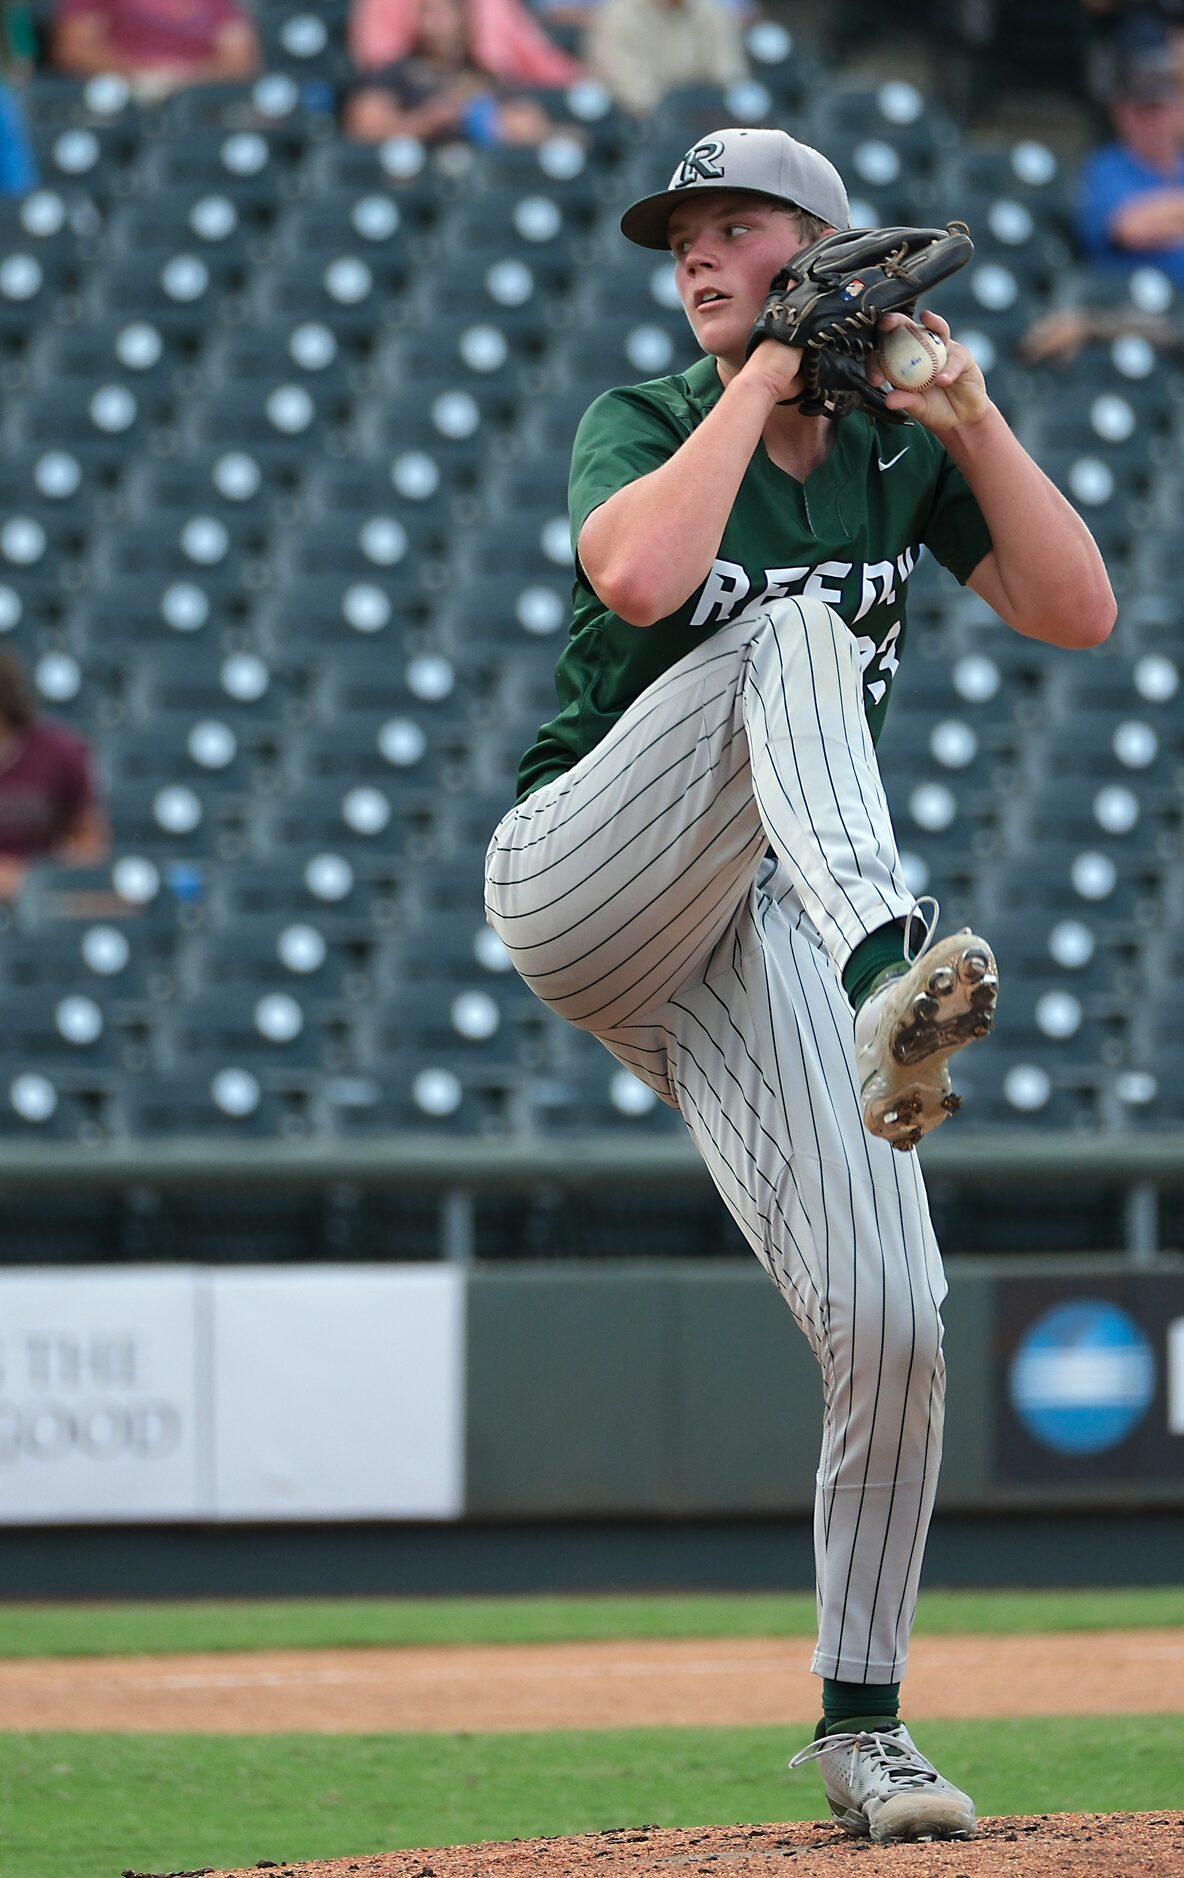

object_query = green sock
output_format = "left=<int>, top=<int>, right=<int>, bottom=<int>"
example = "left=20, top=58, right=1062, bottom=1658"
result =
left=842, top=921, right=909, bottom=1013
left=821, top=1678, right=901, bottom=1733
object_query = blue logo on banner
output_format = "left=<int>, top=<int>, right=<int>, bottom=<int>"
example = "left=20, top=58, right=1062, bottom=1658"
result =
left=1009, top=1300, right=1155, bottom=1455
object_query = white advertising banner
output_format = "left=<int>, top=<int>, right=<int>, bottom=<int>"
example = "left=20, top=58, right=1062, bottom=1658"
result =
left=209, top=1266, right=466, bottom=1520
left=0, top=1267, right=204, bottom=1522
left=0, top=1265, right=466, bottom=1524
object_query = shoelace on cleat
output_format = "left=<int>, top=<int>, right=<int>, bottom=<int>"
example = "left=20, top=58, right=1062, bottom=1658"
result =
left=903, top=894, right=940, bottom=967
left=789, top=1729, right=942, bottom=1788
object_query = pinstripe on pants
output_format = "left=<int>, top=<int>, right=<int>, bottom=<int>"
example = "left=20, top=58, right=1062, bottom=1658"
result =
left=485, top=597, right=946, bottom=1682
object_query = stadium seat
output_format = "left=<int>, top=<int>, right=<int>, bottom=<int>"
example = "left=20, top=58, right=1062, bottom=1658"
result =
left=175, top=374, right=351, bottom=459
left=106, top=770, right=244, bottom=857
left=3, top=377, right=176, bottom=470
left=437, top=187, right=592, bottom=275
left=250, top=242, right=412, bottom=336
left=283, top=709, right=461, bottom=795
left=248, top=779, right=434, bottom=866
left=84, top=246, right=244, bottom=337
left=30, top=116, right=139, bottom=201
left=115, top=1069, right=304, bottom=1139
left=951, top=1048, right=1101, bottom=1130
left=159, top=982, right=335, bottom=1081
left=134, top=122, right=306, bottom=202
left=105, top=188, right=265, bottom=268
left=813, top=80, right=958, bottom=170
left=209, top=848, right=399, bottom=938
left=65, top=571, right=250, bottom=668
left=0, top=984, right=132, bottom=1085
left=26, top=316, right=187, bottom=399
left=317, top=1059, right=504, bottom=1135
left=120, top=449, right=289, bottom=526
left=185, top=910, right=363, bottom=1008
left=251, top=567, right=430, bottom=657
left=256, top=1, right=351, bottom=78
left=985, top=842, right=1164, bottom=947
left=0, top=917, right=171, bottom=1006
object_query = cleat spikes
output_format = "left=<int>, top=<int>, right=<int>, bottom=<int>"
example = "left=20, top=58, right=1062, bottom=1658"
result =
left=856, top=925, right=998, bottom=1148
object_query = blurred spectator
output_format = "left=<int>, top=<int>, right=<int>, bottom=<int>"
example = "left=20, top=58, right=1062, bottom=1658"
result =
left=582, top=0, right=748, bottom=120
left=345, top=0, right=582, bottom=146
left=1077, top=38, right=1184, bottom=282
left=0, top=2, right=36, bottom=196
left=0, top=650, right=108, bottom=902
left=51, top=0, right=261, bottom=99
left=1018, top=303, right=1181, bottom=362
left=534, top=0, right=755, bottom=29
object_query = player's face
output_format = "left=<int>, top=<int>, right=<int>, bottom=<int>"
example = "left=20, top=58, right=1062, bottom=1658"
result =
left=668, top=194, right=807, bottom=364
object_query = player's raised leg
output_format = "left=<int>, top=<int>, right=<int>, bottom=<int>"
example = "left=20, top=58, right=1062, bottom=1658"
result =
left=487, top=594, right=996, bottom=1134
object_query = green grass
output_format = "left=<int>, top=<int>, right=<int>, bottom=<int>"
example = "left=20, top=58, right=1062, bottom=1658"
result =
left=1, top=1717, right=1180, bottom=1878
left=0, top=1586, right=1181, bottom=1659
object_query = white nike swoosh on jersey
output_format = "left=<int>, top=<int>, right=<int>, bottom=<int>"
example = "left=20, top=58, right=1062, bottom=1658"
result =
left=877, top=448, right=909, bottom=472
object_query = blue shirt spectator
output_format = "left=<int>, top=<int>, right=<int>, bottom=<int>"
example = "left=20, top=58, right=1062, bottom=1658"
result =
left=0, top=2, right=36, bottom=198
left=0, top=81, right=36, bottom=195
left=1077, top=42, right=1184, bottom=284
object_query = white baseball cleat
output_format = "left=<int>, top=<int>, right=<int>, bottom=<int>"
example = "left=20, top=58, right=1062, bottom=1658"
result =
left=854, top=906, right=998, bottom=1153
left=789, top=1723, right=979, bottom=1844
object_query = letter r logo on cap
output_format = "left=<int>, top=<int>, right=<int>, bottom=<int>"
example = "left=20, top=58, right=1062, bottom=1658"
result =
left=676, top=139, right=726, bottom=186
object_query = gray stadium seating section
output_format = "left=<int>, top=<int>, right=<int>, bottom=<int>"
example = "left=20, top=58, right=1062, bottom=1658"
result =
left=0, top=11, right=1180, bottom=1141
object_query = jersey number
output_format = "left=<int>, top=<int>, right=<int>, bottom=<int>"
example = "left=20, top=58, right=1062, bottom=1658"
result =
left=854, top=620, right=902, bottom=706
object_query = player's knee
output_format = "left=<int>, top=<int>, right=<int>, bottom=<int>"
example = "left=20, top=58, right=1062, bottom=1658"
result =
left=829, top=1292, right=944, bottom=1378
left=745, top=596, right=861, bottom=688
left=751, top=594, right=849, bottom=642
left=886, top=1300, right=945, bottom=1381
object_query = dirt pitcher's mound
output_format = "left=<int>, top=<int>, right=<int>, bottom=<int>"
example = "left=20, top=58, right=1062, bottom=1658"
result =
left=147, top=1812, right=1184, bottom=1878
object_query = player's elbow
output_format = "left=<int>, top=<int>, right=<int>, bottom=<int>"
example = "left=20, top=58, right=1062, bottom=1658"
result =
left=1033, top=577, right=1117, bottom=650
left=1073, top=586, right=1118, bottom=647
left=581, top=548, right=662, bottom=625
left=596, top=576, right=664, bottom=627
left=1070, top=558, right=1118, bottom=646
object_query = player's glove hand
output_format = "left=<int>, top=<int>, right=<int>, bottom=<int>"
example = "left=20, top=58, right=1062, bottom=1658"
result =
left=745, top=222, right=975, bottom=422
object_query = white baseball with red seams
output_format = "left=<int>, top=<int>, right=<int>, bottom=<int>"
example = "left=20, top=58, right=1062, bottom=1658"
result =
left=877, top=323, right=947, bottom=390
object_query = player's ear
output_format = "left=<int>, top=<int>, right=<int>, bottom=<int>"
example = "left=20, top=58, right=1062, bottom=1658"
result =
left=783, top=215, right=837, bottom=269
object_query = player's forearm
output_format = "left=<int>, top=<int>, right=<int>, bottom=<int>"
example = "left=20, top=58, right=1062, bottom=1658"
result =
left=948, top=404, right=1116, bottom=648
left=579, top=371, right=781, bottom=625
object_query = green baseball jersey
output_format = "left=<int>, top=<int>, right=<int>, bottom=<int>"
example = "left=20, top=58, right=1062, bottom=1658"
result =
left=516, top=352, right=993, bottom=801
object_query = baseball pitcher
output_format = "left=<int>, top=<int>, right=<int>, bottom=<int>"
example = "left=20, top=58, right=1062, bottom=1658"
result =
left=484, top=126, right=1115, bottom=1841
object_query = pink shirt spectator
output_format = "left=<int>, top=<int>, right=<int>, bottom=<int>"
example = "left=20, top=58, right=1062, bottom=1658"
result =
left=0, top=719, right=97, bottom=858
left=350, top=0, right=583, bottom=88
left=52, top=0, right=248, bottom=69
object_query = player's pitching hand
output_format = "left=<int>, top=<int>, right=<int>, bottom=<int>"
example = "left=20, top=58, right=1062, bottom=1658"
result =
left=867, top=310, right=989, bottom=432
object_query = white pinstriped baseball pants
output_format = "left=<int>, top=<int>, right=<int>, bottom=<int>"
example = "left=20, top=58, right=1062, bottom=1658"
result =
left=485, top=598, right=947, bottom=1684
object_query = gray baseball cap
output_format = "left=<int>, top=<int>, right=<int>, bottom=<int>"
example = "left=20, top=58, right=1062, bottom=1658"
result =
left=620, top=126, right=851, bottom=250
